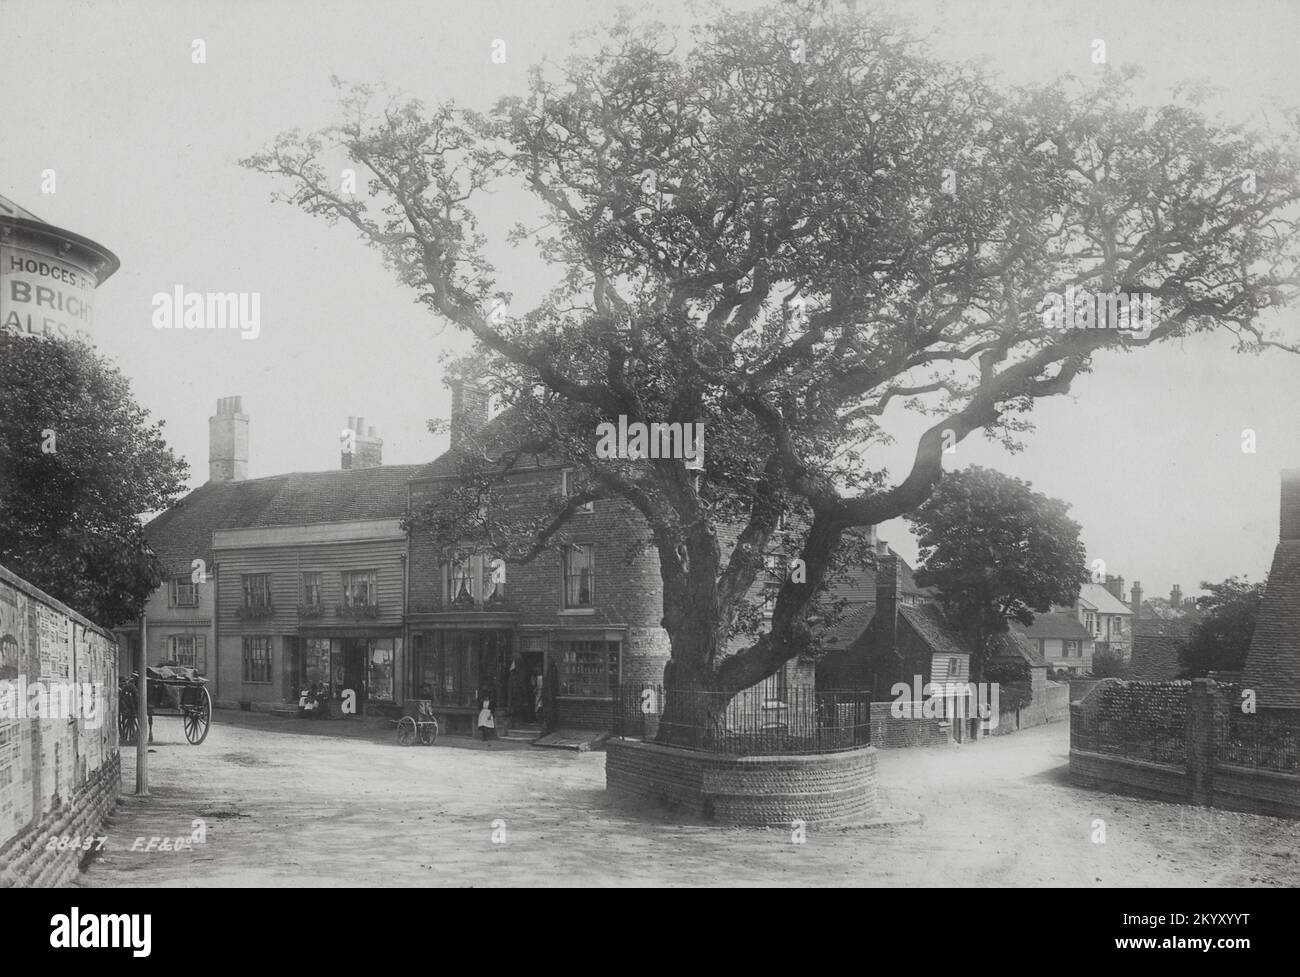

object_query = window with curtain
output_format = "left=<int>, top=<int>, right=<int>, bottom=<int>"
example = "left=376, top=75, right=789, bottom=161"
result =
left=341, top=570, right=377, bottom=607
left=562, top=544, right=595, bottom=609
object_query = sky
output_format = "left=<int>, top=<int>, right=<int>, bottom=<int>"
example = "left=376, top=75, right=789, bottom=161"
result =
left=2, top=0, right=1298, bottom=605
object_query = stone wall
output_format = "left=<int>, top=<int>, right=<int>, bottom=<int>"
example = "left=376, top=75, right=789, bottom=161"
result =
left=0, top=563, right=121, bottom=886
left=606, top=739, right=878, bottom=825
left=1069, top=678, right=1300, bottom=818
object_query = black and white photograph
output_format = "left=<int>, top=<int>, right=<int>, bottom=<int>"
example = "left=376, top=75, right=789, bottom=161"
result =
left=0, top=0, right=1297, bottom=923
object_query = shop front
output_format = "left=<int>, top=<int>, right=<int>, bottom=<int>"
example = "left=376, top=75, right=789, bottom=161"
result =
left=407, top=615, right=515, bottom=735
left=291, top=627, right=401, bottom=714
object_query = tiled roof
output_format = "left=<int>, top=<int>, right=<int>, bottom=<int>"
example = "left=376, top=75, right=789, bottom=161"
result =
left=1129, top=634, right=1186, bottom=681
left=1015, top=611, right=1093, bottom=641
left=1133, top=616, right=1195, bottom=638
left=144, top=466, right=422, bottom=573
left=988, top=629, right=1046, bottom=667
left=820, top=602, right=877, bottom=648
left=1241, top=540, right=1300, bottom=709
left=899, top=603, right=971, bottom=658
left=1077, top=583, right=1134, bottom=616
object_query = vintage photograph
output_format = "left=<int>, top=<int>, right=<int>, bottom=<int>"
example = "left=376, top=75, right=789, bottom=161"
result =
left=1, top=0, right=1297, bottom=906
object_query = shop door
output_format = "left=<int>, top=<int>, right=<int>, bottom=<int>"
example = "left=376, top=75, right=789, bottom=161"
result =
left=343, top=638, right=368, bottom=706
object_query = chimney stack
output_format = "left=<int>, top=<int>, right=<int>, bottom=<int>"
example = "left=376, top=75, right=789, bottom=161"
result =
left=1170, top=584, right=1182, bottom=609
left=1281, top=469, right=1300, bottom=541
left=450, top=381, right=490, bottom=449
left=341, top=415, right=383, bottom=470
left=208, top=396, right=249, bottom=483
left=1103, top=574, right=1125, bottom=602
left=1130, top=580, right=1143, bottom=620
left=874, top=552, right=903, bottom=657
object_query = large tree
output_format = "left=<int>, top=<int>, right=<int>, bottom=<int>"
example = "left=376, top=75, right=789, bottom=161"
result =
left=905, top=466, right=1088, bottom=681
left=1178, top=576, right=1266, bottom=678
left=244, top=3, right=1300, bottom=741
left=0, top=336, right=189, bottom=626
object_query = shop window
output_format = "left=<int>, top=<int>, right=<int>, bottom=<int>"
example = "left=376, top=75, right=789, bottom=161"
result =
left=562, top=544, right=595, bottom=609
left=303, top=638, right=332, bottom=692
left=368, top=639, right=395, bottom=702
left=242, top=637, right=272, bottom=684
left=555, top=640, right=619, bottom=697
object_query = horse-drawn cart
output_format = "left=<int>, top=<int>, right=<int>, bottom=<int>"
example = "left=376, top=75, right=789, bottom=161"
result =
left=119, top=664, right=212, bottom=746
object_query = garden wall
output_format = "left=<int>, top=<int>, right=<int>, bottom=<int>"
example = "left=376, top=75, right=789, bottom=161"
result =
left=606, top=739, right=878, bottom=825
left=0, top=563, right=120, bottom=886
left=1069, top=678, right=1300, bottom=818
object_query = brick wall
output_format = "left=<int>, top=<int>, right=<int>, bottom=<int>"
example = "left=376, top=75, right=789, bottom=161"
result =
left=0, top=563, right=121, bottom=886
left=606, top=739, right=878, bottom=825
left=869, top=701, right=952, bottom=747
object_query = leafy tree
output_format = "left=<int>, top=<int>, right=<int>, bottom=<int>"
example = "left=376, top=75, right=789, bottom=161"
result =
left=0, top=336, right=189, bottom=626
left=1178, top=576, right=1266, bottom=677
left=1090, top=647, right=1128, bottom=679
left=905, top=466, right=1087, bottom=680
left=244, top=4, right=1300, bottom=743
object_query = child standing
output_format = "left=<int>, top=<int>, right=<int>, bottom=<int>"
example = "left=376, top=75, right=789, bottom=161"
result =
left=477, top=698, right=496, bottom=744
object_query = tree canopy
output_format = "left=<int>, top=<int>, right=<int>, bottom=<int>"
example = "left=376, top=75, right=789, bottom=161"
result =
left=243, top=2, right=1300, bottom=709
left=0, top=336, right=189, bottom=626
left=905, top=465, right=1088, bottom=679
left=1178, top=575, right=1266, bottom=677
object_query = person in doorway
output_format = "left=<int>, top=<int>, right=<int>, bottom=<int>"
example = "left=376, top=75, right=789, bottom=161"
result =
left=509, top=654, right=529, bottom=726
left=532, top=666, right=545, bottom=730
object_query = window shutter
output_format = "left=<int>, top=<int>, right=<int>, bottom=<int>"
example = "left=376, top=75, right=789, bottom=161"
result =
left=197, top=636, right=207, bottom=675
left=168, top=578, right=176, bottom=607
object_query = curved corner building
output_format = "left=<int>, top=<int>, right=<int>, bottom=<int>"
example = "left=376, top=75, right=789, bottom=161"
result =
left=0, top=194, right=120, bottom=345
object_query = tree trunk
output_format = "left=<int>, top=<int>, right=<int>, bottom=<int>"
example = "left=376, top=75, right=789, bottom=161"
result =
left=655, top=658, right=731, bottom=749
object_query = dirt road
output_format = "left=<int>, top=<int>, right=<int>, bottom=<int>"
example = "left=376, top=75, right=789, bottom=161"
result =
left=74, top=712, right=1299, bottom=887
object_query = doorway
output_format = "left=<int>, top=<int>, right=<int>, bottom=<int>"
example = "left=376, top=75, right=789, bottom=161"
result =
left=341, top=638, right=368, bottom=707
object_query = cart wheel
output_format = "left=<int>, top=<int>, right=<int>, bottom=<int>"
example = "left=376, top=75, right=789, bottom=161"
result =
left=397, top=716, right=417, bottom=746
left=419, top=718, right=439, bottom=745
left=120, top=711, right=138, bottom=746
left=183, top=686, right=212, bottom=745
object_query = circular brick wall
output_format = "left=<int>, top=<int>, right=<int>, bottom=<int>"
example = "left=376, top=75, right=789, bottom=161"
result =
left=606, top=739, right=878, bottom=825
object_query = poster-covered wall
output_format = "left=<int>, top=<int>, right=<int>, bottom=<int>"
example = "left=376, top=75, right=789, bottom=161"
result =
left=0, top=564, right=118, bottom=851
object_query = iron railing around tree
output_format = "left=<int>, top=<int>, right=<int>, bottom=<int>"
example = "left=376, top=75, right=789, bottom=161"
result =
left=612, top=684, right=871, bottom=755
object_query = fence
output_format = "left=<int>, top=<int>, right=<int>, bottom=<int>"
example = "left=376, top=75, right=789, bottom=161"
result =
left=612, top=684, right=871, bottom=755
left=1221, top=707, right=1300, bottom=773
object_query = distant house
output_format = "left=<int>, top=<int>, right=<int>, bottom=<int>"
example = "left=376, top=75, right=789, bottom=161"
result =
left=1073, top=581, right=1133, bottom=660
left=1241, top=469, right=1300, bottom=710
left=817, top=551, right=970, bottom=702
left=1129, top=616, right=1194, bottom=681
left=988, top=628, right=1049, bottom=694
left=1012, top=611, right=1094, bottom=675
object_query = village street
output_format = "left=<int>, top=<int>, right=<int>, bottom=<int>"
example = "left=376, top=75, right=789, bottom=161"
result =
left=72, top=713, right=1300, bottom=888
